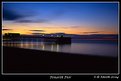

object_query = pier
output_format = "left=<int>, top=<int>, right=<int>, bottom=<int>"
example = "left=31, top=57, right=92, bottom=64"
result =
left=3, top=33, right=71, bottom=44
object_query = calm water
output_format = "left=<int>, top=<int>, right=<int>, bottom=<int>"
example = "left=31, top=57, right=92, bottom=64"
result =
left=3, top=39, right=118, bottom=57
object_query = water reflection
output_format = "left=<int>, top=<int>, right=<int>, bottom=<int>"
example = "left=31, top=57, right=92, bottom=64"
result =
left=3, top=40, right=71, bottom=52
left=3, top=40, right=118, bottom=57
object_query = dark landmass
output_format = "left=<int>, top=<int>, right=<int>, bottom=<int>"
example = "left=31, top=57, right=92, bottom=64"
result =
left=3, top=46, right=118, bottom=73
left=3, top=33, right=118, bottom=40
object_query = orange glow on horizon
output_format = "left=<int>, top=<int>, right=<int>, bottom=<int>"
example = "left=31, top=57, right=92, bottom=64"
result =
left=2, top=23, right=118, bottom=35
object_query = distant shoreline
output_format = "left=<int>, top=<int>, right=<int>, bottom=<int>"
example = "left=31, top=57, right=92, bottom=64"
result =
left=3, top=46, right=118, bottom=73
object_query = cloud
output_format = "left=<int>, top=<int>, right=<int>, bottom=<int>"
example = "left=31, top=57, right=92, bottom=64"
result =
left=70, top=26, right=81, bottom=28
left=81, top=31, right=104, bottom=34
left=2, top=28, right=12, bottom=31
left=3, top=4, right=66, bottom=23
left=30, top=30, right=45, bottom=32
left=83, top=32, right=100, bottom=34
left=3, top=7, right=49, bottom=23
left=3, top=7, right=24, bottom=20
left=3, top=6, right=33, bottom=21
left=54, top=32, right=66, bottom=34
left=31, top=33, right=45, bottom=35
left=15, top=19, right=48, bottom=23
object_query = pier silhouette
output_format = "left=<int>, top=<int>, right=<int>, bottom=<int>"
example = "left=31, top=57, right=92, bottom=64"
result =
left=3, top=33, right=71, bottom=44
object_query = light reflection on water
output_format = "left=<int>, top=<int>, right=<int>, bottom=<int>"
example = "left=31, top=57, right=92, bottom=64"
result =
left=3, top=41, right=71, bottom=53
left=3, top=40, right=118, bottom=57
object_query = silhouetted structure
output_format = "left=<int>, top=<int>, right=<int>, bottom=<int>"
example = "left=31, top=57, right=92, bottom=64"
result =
left=44, top=37, right=71, bottom=44
left=3, top=33, right=20, bottom=41
left=60, top=35, right=64, bottom=38
left=56, top=36, right=71, bottom=44
left=3, top=33, right=71, bottom=44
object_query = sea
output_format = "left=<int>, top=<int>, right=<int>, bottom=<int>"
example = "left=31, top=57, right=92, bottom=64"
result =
left=3, top=39, right=118, bottom=57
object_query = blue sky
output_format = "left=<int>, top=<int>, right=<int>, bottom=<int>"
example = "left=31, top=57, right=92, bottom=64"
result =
left=2, top=2, right=119, bottom=35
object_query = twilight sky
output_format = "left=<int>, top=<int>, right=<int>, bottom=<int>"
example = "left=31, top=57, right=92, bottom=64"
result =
left=2, top=2, right=119, bottom=35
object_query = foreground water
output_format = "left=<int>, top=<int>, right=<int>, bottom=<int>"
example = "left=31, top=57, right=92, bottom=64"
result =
left=3, top=39, right=118, bottom=57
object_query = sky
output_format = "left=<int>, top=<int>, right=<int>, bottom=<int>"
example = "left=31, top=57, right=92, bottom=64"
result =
left=2, top=2, right=119, bottom=35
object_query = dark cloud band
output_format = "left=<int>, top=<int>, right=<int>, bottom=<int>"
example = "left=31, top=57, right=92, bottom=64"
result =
left=30, top=30, right=45, bottom=32
left=83, top=32, right=100, bottom=34
left=2, top=29, right=12, bottom=31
